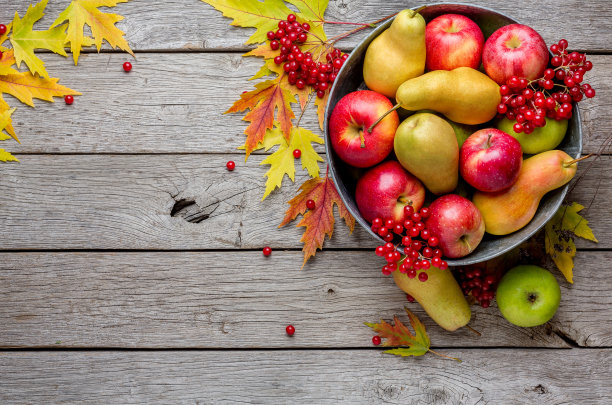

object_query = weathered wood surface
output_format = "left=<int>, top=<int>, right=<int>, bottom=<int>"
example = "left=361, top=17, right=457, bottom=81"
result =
left=0, top=154, right=606, bottom=250
left=9, top=250, right=612, bottom=349
left=1, top=349, right=610, bottom=404
left=1, top=0, right=611, bottom=52
left=3, top=53, right=611, bottom=155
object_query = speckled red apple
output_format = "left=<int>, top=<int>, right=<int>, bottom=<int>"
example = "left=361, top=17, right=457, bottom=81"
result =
left=460, top=128, right=523, bottom=192
left=425, top=14, right=484, bottom=71
left=329, top=90, right=399, bottom=168
left=355, top=161, right=425, bottom=224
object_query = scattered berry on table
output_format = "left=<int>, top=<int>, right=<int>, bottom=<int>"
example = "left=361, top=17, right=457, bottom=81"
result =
left=64, top=95, right=74, bottom=105
left=286, top=324, right=295, bottom=336
left=123, top=61, right=132, bottom=72
left=262, top=246, right=272, bottom=257
left=372, top=336, right=381, bottom=346
left=0, top=24, right=6, bottom=35
left=292, top=149, right=301, bottom=159
left=226, top=161, right=235, bottom=171
left=306, top=199, right=316, bottom=210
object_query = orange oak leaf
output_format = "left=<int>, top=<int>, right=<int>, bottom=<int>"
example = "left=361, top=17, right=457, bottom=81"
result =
left=226, top=78, right=296, bottom=157
left=280, top=172, right=354, bottom=267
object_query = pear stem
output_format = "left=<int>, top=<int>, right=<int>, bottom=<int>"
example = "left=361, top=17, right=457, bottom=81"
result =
left=368, top=103, right=401, bottom=133
left=465, top=324, right=482, bottom=337
left=563, top=153, right=594, bottom=167
left=409, top=5, right=427, bottom=18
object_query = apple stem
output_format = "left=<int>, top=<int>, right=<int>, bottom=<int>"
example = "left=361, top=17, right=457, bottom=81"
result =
left=465, top=324, right=482, bottom=337
left=563, top=153, right=594, bottom=167
left=398, top=196, right=413, bottom=205
left=359, top=129, right=366, bottom=148
left=486, top=133, right=493, bottom=149
left=368, top=104, right=401, bottom=133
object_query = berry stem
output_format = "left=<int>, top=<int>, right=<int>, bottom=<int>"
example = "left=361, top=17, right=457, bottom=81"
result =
left=327, top=12, right=398, bottom=45
left=465, top=324, right=482, bottom=337
left=316, top=20, right=376, bottom=28
left=563, top=153, right=594, bottom=167
left=368, top=104, right=401, bottom=133
left=296, top=92, right=315, bottom=128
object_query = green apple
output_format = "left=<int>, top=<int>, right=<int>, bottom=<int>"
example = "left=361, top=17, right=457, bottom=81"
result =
left=496, top=265, right=561, bottom=327
left=497, top=117, right=568, bottom=154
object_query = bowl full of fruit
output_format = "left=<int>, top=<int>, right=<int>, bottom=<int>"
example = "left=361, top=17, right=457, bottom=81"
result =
left=324, top=3, right=589, bottom=279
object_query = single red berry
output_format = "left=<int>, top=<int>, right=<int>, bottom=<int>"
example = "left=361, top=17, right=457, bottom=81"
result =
left=317, top=90, right=325, bottom=98
left=287, top=13, right=297, bottom=23
left=226, top=161, right=235, bottom=171
left=286, top=324, right=295, bottom=336
left=270, top=40, right=280, bottom=50
left=418, top=272, right=428, bottom=282
left=306, top=199, right=316, bottom=210
left=263, top=246, right=272, bottom=257
left=385, top=219, right=394, bottom=228
left=375, top=246, right=385, bottom=256
left=123, top=62, right=132, bottom=72
left=372, top=335, right=381, bottom=345
left=0, top=24, right=6, bottom=35
left=406, top=294, right=415, bottom=302
left=293, top=149, right=301, bottom=158
left=64, top=95, right=74, bottom=105
left=403, top=205, right=414, bottom=217
left=267, top=31, right=276, bottom=40
left=302, top=22, right=311, bottom=31
left=407, top=268, right=417, bottom=279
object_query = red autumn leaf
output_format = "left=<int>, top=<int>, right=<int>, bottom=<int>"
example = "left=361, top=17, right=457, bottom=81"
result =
left=280, top=172, right=355, bottom=267
left=226, top=78, right=296, bottom=157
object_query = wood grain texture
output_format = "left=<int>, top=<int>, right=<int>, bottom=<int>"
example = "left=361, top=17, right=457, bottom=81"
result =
left=0, top=154, right=606, bottom=250
left=13, top=250, right=612, bottom=349
left=1, top=0, right=611, bottom=52
left=3, top=53, right=610, bottom=155
left=0, top=349, right=610, bottom=404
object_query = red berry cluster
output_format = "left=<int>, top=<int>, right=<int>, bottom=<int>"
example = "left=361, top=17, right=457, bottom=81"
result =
left=372, top=205, right=448, bottom=281
left=267, top=14, right=348, bottom=98
left=497, top=39, right=595, bottom=134
left=455, top=267, right=497, bottom=308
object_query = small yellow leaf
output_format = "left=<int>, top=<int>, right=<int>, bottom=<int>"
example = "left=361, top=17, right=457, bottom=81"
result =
left=260, top=126, right=323, bottom=200
left=248, top=63, right=274, bottom=81
left=10, top=0, right=68, bottom=77
left=51, top=0, right=134, bottom=65
left=0, top=72, right=80, bottom=107
left=0, top=148, right=19, bottom=162
left=0, top=95, right=18, bottom=142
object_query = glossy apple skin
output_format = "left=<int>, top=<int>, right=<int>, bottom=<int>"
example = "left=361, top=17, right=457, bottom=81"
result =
left=482, top=24, right=549, bottom=85
left=329, top=90, right=399, bottom=168
left=425, top=14, right=484, bottom=71
left=355, top=161, right=425, bottom=224
left=460, top=128, right=523, bottom=192
left=426, top=194, right=485, bottom=258
left=496, top=265, right=561, bottom=327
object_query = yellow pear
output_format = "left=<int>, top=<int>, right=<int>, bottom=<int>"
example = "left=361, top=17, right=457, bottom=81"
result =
left=393, top=265, right=471, bottom=332
left=473, top=150, right=580, bottom=235
left=363, top=9, right=426, bottom=98
left=395, top=67, right=501, bottom=125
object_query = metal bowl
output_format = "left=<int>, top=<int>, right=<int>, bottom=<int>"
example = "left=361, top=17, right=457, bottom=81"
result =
left=324, top=3, right=582, bottom=266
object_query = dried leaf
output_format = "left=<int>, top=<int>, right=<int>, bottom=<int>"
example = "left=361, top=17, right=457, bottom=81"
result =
left=280, top=173, right=354, bottom=266
left=545, top=202, right=598, bottom=283
left=226, top=79, right=296, bottom=157
left=52, top=0, right=134, bottom=65
left=10, top=0, right=67, bottom=77
left=0, top=72, right=80, bottom=107
left=260, top=126, right=323, bottom=199
left=365, top=308, right=461, bottom=362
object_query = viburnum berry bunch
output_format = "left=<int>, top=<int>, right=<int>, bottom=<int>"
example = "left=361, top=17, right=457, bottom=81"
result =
left=455, top=267, right=497, bottom=308
left=267, top=13, right=349, bottom=98
left=373, top=205, right=448, bottom=281
left=497, top=39, right=596, bottom=134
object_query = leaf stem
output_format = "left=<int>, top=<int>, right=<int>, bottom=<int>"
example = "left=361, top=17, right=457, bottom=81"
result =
left=428, top=348, right=462, bottom=363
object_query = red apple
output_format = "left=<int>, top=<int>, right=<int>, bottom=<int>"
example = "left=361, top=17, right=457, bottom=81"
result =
left=426, top=194, right=485, bottom=258
left=460, top=128, right=523, bottom=192
left=425, top=14, right=484, bottom=71
left=482, top=24, right=549, bottom=85
left=329, top=90, right=399, bottom=168
left=355, top=161, right=425, bottom=224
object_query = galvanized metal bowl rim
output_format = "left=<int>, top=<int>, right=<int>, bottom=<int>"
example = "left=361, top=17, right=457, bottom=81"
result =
left=323, top=3, right=582, bottom=266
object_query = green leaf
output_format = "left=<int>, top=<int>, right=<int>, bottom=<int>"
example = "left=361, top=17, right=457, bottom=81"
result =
left=10, top=0, right=67, bottom=77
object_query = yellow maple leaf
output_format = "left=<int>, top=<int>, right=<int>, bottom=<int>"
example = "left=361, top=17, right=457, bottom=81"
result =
left=0, top=107, right=18, bottom=162
left=0, top=22, right=13, bottom=46
left=0, top=148, right=19, bottom=162
left=0, top=96, right=18, bottom=142
left=545, top=202, right=598, bottom=283
left=51, top=0, right=134, bottom=65
left=10, top=0, right=67, bottom=78
left=260, top=126, right=323, bottom=200
left=0, top=72, right=80, bottom=107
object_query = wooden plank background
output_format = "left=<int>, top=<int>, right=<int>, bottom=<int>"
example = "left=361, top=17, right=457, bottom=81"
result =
left=0, top=0, right=610, bottom=403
